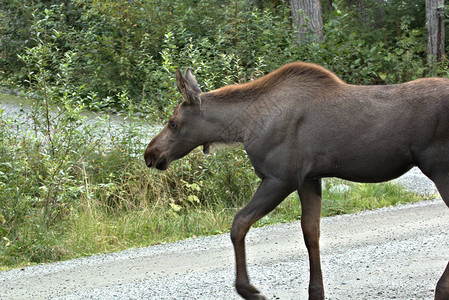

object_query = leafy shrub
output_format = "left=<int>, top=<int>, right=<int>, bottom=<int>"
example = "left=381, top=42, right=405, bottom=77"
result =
left=0, top=0, right=439, bottom=270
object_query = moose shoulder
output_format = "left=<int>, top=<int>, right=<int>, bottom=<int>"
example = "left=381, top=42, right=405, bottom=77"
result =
left=144, top=62, right=449, bottom=300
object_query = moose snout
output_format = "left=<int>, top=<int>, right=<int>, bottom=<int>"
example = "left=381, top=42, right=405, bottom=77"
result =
left=144, top=145, right=169, bottom=170
left=144, top=146, right=158, bottom=168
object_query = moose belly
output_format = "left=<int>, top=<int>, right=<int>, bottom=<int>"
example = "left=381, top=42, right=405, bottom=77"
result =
left=308, top=147, right=415, bottom=183
left=327, top=162, right=414, bottom=183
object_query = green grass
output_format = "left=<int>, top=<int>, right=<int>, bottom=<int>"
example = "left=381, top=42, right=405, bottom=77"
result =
left=256, top=178, right=426, bottom=227
left=0, top=145, right=427, bottom=271
left=0, top=92, right=429, bottom=271
left=0, top=150, right=427, bottom=271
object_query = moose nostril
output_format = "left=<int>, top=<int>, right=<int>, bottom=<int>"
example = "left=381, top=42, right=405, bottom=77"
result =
left=145, top=158, right=152, bottom=168
left=144, top=150, right=152, bottom=168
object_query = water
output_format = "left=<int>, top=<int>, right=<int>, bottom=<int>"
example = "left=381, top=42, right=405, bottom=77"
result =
left=0, top=91, right=163, bottom=152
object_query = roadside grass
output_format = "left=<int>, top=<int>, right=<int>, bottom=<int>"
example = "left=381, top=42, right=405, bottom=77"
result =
left=256, top=178, right=425, bottom=226
left=0, top=93, right=428, bottom=271
left=50, top=170, right=427, bottom=265
left=0, top=145, right=426, bottom=271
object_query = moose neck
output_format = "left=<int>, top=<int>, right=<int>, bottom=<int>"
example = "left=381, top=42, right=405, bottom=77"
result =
left=200, top=91, right=268, bottom=146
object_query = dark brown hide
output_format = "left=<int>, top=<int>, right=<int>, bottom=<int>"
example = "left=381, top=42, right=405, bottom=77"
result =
left=144, top=62, right=449, bottom=300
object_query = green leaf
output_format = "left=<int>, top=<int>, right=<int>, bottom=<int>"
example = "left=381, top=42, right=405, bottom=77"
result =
left=395, top=49, right=404, bottom=56
left=169, top=202, right=182, bottom=212
left=187, top=195, right=200, bottom=204
left=378, top=72, right=387, bottom=80
left=189, top=183, right=201, bottom=192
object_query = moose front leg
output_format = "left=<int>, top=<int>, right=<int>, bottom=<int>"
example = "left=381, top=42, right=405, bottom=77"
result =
left=298, top=178, right=324, bottom=300
left=436, top=263, right=449, bottom=300
left=231, top=178, right=295, bottom=300
left=430, top=173, right=449, bottom=300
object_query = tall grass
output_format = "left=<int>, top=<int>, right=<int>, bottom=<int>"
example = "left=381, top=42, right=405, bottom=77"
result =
left=0, top=3, right=431, bottom=271
left=0, top=93, right=426, bottom=271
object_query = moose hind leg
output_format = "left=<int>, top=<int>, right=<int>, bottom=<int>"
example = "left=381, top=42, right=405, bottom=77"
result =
left=298, top=178, right=324, bottom=300
left=231, top=178, right=294, bottom=300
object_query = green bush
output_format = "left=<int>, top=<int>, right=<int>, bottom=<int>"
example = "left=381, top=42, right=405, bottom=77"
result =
left=0, top=0, right=436, bottom=270
left=1, top=101, right=424, bottom=269
left=3, top=0, right=447, bottom=120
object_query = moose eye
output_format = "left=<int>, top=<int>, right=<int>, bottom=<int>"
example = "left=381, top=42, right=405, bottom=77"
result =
left=168, top=120, right=176, bottom=129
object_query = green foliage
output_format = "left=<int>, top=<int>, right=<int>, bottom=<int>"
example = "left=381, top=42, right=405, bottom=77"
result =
left=0, top=98, right=425, bottom=269
left=322, top=178, right=423, bottom=215
left=3, top=0, right=447, bottom=120
left=0, top=0, right=440, bottom=270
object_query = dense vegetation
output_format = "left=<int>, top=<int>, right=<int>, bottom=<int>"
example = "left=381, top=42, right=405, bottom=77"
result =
left=2, top=0, right=449, bottom=117
left=0, top=0, right=440, bottom=269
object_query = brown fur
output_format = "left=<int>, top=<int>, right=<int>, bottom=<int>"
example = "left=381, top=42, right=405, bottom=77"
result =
left=145, top=62, right=449, bottom=300
left=207, top=62, right=345, bottom=101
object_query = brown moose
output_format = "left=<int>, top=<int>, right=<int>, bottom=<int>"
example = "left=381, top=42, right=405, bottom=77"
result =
left=144, top=62, right=449, bottom=300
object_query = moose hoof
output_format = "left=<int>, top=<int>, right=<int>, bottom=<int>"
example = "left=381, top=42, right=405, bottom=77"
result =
left=235, top=282, right=267, bottom=300
left=309, top=285, right=325, bottom=300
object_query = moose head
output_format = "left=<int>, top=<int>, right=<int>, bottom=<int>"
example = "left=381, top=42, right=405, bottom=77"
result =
left=144, top=69, right=211, bottom=170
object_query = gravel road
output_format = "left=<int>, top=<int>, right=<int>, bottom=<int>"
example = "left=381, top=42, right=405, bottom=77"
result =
left=1, top=168, right=448, bottom=300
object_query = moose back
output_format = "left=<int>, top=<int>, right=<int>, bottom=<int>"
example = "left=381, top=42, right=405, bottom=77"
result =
left=144, top=62, right=449, bottom=300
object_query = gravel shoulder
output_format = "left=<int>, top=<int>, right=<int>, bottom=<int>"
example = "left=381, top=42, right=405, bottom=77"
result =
left=1, top=168, right=448, bottom=300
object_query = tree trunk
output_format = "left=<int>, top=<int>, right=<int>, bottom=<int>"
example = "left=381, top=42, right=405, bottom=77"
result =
left=426, top=0, right=445, bottom=65
left=289, top=0, right=324, bottom=43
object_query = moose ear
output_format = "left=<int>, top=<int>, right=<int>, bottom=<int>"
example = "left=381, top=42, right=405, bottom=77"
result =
left=176, top=69, right=201, bottom=106
left=184, top=68, right=202, bottom=94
